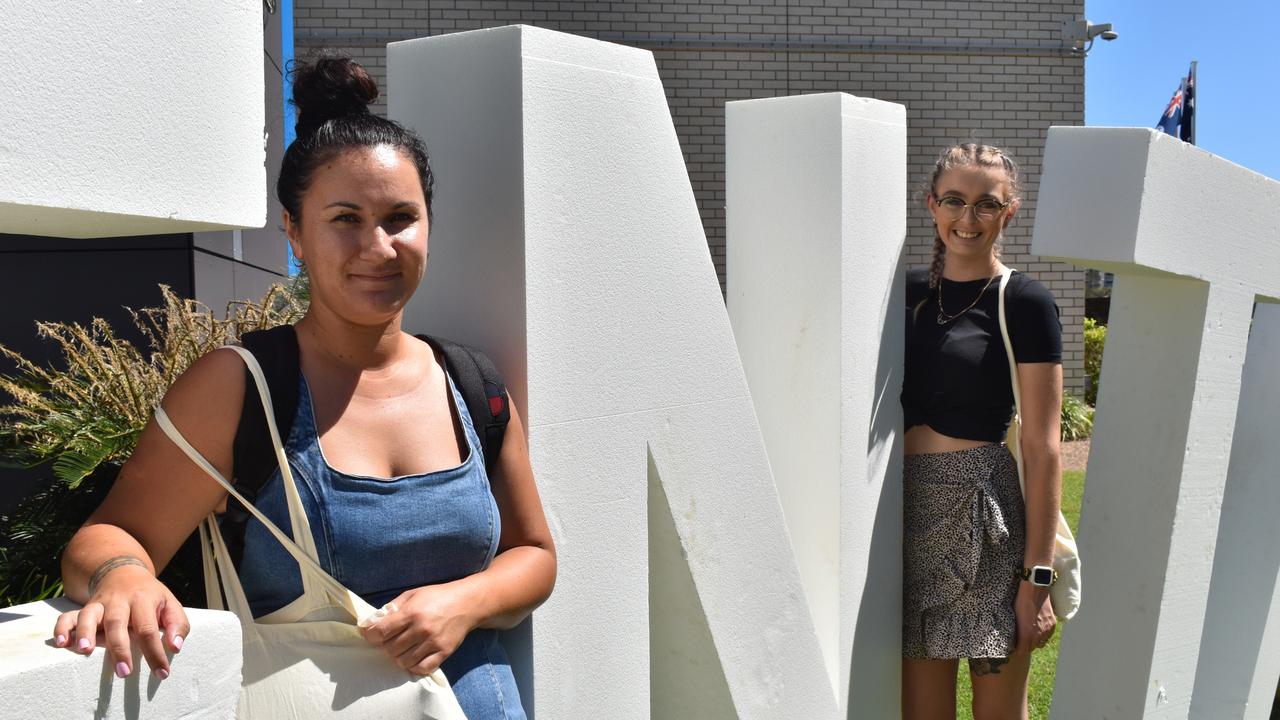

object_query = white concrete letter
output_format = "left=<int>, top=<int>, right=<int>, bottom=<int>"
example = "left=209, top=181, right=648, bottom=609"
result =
left=0, top=599, right=242, bottom=718
left=390, top=26, right=838, bottom=719
left=1032, top=127, right=1280, bottom=718
left=726, top=93, right=906, bottom=717
left=1192, top=302, right=1280, bottom=719
left=0, top=2, right=266, bottom=238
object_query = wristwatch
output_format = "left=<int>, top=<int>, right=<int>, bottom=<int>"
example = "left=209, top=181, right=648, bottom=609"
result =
left=1020, top=565, right=1058, bottom=587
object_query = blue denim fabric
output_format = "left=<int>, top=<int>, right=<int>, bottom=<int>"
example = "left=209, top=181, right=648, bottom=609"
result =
left=234, top=369, right=526, bottom=719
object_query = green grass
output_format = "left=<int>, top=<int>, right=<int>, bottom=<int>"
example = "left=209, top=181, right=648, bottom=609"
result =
left=955, top=469, right=1085, bottom=720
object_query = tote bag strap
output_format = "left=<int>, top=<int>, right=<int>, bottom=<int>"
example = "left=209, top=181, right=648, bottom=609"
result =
left=995, top=267, right=1027, bottom=492
left=198, top=516, right=226, bottom=613
left=153, top=347, right=378, bottom=624
left=197, top=515, right=257, bottom=623
left=225, top=344, right=319, bottom=564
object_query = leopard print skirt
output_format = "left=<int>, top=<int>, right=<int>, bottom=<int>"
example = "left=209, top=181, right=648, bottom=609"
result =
left=902, top=443, right=1026, bottom=659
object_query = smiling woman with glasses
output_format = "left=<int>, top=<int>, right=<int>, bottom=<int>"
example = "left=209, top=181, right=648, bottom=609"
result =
left=900, top=143, right=1064, bottom=720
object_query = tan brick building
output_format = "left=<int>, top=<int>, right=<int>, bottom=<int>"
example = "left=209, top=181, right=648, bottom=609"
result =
left=294, top=0, right=1087, bottom=392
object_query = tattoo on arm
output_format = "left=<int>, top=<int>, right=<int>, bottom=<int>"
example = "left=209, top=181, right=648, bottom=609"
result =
left=970, top=657, right=1010, bottom=677
left=87, top=556, right=148, bottom=596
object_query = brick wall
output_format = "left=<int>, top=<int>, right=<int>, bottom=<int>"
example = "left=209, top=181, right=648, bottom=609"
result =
left=293, top=0, right=1087, bottom=393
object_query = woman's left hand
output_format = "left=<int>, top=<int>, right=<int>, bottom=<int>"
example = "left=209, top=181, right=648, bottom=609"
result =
left=360, top=583, right=477, bottom=675
left=1014, top=581, right=1056, bottom=654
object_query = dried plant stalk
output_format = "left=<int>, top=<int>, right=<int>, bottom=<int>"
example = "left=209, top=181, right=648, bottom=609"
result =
left=0, top=282, right=307, bottom=486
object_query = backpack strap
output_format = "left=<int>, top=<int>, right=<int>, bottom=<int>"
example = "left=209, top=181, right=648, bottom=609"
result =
left=225, top=324, right=301, bottom=566
left=416, top=335, right=510, bottom=473
left=222, top=327, right=510, bottom=565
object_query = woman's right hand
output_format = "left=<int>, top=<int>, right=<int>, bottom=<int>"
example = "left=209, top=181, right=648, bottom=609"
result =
left=52, top=559, right=189, bottom=679
left=53, top=348, right=245, bottom=679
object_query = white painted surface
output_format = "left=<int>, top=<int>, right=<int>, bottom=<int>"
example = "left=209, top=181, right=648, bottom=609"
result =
left=391, top=25, right=837, bottom=719
left=0, top=1, right=266, bottom=238
left=726, top=93, right=906, bottom=716
left=0, top=599, right=242, bottom=719
left=1193, top=302, right=1280, bottom=720
left=1034, top=127, right=1280, bottom=718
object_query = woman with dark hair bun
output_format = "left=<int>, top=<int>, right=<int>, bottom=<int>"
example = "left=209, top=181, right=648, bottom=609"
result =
left=54, top=55, right=554, bottom=719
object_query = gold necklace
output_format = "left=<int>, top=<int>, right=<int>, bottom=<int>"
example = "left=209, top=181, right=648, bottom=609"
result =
left=936, top=274, right=997, bottom=325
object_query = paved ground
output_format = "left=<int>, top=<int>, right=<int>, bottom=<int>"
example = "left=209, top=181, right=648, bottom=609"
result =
left=1061, top=439, right=1090, bottom=472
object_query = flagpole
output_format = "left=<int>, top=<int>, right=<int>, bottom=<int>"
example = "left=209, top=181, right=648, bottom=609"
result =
left=1188, top=60, right=1197, bottom=145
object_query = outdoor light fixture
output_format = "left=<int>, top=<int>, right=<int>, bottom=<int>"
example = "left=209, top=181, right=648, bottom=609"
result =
left=1063, top=18, right=1119, bottom=55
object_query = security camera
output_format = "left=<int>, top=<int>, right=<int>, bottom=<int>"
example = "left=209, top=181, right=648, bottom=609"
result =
left=1086, top=22, right=1114, bottom=41
left=1063, top=19, right=1119, bottom=53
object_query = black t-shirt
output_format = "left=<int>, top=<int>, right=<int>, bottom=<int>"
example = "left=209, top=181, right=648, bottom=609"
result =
left=902, top=268, right=1062, bottom=442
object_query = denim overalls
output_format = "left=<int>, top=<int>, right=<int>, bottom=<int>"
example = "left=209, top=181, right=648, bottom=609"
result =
left=235, top=370, right=526, bottom=719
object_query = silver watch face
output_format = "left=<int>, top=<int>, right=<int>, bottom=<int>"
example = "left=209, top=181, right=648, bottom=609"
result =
left=1032, top=566, right=1054, bottom=586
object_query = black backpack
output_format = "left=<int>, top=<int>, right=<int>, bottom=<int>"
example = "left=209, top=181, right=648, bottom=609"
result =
left=219, top=324, right=510, bottom=566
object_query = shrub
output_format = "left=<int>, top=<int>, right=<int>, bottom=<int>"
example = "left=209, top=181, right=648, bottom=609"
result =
left=1083, top=317, right=1106, bottom=406
left=1060, top=391, right=1094, bottom=442
left=0, top=282, right=306, bottom=607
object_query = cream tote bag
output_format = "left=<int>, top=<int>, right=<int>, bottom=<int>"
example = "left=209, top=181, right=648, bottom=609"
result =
left=997, top=269, right=1083, bottom=621
left=154, top=344, right=468, bottom=719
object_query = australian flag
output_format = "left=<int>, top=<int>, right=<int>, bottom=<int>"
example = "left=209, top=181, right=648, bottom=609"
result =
left=1180, top=64, right=1195, bottom=143
left=1156, top=63, right=1196, bottom=144
left=1156, top=81, right=1184, bottom=137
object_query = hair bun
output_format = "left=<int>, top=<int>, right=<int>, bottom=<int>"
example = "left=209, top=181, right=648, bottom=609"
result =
left=290, top=56, right=379, bottom=138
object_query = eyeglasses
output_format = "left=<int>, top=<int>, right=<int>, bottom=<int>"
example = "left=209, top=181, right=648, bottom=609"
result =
left=935, top=196, right=1011, bottom=221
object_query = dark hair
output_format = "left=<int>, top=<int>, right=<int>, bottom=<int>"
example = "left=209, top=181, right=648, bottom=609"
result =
left=277, top=55, right=434, bottom=223
left=921, top=142, right=1021, bottom=289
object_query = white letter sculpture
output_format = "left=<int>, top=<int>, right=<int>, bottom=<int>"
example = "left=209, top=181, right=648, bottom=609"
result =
left=1033, top=127, right=1280, bottom=719
left=390, top=26, right=906, bottom=719
left=0, top=2, right=265, bottom=237
left=726, top=93, right=906, bottom=716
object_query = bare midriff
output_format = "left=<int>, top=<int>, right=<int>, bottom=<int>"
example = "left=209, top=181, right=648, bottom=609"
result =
left=904, top=424, right=995, bottom=456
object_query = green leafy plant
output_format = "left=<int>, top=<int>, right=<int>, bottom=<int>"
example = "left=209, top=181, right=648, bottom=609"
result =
left=1060, top=391, right=1094, bottom=442
left=1084, top=317, right=1107, bottom=406
left=0, top=282, right=307, bottom=607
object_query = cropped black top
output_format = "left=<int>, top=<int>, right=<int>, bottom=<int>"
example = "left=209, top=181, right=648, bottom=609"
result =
left=902, top=268, right=1062, bottom=442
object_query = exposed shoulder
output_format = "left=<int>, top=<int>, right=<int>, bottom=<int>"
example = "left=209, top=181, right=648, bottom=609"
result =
left=159, top=346, right=247, bottom=435
left=906, top=267, right=931, bottom=306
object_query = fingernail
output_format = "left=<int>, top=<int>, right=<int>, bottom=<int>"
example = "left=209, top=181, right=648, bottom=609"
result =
left=78, top=638, right=92, bottom=653
left=155, top=668, right=169, bottom=680
left=172, top=635, right=184, bottom=652
left=55, top=634, right=67, bottom=647
left=115, top=661, right=130, bottom=678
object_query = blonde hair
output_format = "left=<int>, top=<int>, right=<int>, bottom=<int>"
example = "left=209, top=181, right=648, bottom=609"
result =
left=923, top=143, right=1022, bottom=290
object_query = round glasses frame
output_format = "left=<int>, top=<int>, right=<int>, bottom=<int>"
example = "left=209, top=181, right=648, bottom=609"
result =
left=934, top=196, right=1011, bottom=222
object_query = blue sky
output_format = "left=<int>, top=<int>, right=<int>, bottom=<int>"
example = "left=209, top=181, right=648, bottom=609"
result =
left=1085, top=0, right=1279, bottom=180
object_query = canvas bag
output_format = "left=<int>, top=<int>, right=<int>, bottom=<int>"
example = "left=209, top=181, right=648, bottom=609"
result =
left=996, top=268, right=1083, bottom=621
left=154, top=344, right=469, bottom=719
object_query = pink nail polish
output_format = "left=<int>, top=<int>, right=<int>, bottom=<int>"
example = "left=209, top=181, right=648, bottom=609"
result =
left=156, top=668, right=169, bottom=680
left=115, top=661, right=130, bottom=678
left=172, top=635, right=184, bottom=652
left=55, top=634, right=67, bottom=647
left=78, top=638, right=92, bottom=653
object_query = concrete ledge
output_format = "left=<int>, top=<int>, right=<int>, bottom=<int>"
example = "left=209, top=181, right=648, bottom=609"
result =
left=0, top=599, right=242, bottom=719
left=0, top=2, right=266, bottom=238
